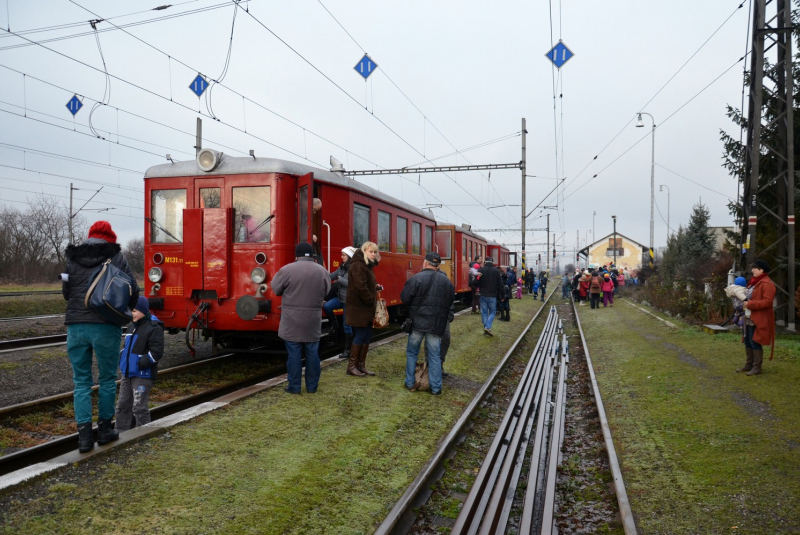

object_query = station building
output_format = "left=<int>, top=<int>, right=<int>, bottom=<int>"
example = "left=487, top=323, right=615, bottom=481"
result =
left=579, top=233, right=648, bottom=271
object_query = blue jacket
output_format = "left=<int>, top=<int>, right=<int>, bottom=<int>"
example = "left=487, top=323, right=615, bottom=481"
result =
left=120, top=314, right=165, bottom=380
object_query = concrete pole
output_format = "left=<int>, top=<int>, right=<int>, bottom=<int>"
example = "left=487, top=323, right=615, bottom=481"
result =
left=521, top=118, right=527, bottom=283
left=546, top=214, right=550, bottom=272
left=69, top=183, right=74, bottom=245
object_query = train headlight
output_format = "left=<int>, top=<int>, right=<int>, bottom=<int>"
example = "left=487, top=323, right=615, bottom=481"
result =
left=250, top=267, right=266, bottom=284
left=197, top=148, right=223, bottom=172
left=148, top=267, right=163, bottom=283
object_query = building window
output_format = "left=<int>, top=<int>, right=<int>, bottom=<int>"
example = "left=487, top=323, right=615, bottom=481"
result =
left=412, top=222, right=421, bottom=255
left=150, top=189, right=186, bottom=243
left=378, top=210, right=391, bottom=252
left=233, top=186, right=271, bottom=243
left=425, top=225, right=433, bottom=255
left=397, top=217, right=408, bottom=254
left=354, top=204, right=370, bottom=247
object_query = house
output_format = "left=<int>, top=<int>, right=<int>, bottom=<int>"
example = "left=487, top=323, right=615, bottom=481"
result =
left=578, top=233, right=648, bottom=271
left=709, top=226, right=735, bottom=251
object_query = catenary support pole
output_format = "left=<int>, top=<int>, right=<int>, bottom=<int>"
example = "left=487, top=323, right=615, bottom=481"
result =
left=521, top=118, right=527, bottom=284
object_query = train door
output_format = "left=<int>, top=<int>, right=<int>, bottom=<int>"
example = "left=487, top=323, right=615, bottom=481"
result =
left=183, top=178, right=231, bottom=299
left=435, top=229, right=454, bottom=284
left=297, top=173, right=314, bottom=246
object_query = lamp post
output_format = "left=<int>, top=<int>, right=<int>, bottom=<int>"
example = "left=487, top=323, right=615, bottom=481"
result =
left=636, top=112, right=655, bottom=268
left=592, top=211, right=596, bottom=239
left=584, top=230, right=591, bottom=268
left=612, top=215, right=617, bottom=267
left=659, top=184, right=670, bottom=240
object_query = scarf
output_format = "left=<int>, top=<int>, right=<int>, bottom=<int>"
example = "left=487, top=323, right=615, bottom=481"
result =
left=747, top=273, right=767, bottom=288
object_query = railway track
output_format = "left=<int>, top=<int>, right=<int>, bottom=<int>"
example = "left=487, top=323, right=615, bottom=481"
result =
left=0, top=314, right=65, bottom=323
left=0, top=291, right=62, bottom=298
left=376, top=292, right=637, bottom=534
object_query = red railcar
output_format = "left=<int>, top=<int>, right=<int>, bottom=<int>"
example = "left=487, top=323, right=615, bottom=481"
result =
left=487, top=241, right=511, bottom=270
left=143, top=151, right=435, bottom=351
left=434, top=222, right=488, bottom=296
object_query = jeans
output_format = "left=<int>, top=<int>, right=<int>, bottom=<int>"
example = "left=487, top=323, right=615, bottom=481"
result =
left=323, top=297, right=352, bottom=335
left=352, top=325, right=373, bottom=345
left=540, top=285, right=546, bottom=299
left=562, top=285, right=570, bottom=298
left=67, top=323, right=123, bottom=424
left=603, top=291, right=614, bottom=307
left=116, top=376, right=153, bottom=431
left=480, top=296, right=497, bottom=330
left=284, top=341, right=321, bottom=393
left=743, top=324, right=762, bottom=350
left=405, top=330, right=442, bottom=393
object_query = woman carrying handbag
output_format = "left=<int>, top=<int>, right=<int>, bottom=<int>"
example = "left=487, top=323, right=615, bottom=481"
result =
left=345, top=241, right=383, bottom=377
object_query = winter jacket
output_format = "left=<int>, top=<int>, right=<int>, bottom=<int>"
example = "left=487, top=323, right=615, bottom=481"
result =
left=746, top=275, right=776, bottom=357
left=119, top=314, right=165, bottom=381
left=329, top=259, right=351, bottom=303
left=271, top=257, right=331, bottom=342
left=476, top=264, right=504, bottom=298
left=345, top=249, right=379, bottom=328
left=617, top=272, right=626, bottom=287
left=601, top=278, right=614, bottom=292
left=562, top=275, right=571, bottom=290
left=62, top=238, right=139, bottom=325
left=539, top=275, right=548, bottom=288
left=401, top=268, right=455, bottom=336
left=579, top=275, right=591, bottom=297
left=589, top=276, right=602, bottom=294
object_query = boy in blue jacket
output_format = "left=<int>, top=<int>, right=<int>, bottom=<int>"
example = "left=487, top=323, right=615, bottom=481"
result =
left=116, top=296, right=164, bottom=431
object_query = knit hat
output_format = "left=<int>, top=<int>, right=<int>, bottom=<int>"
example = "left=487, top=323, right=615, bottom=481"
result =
left=295, top=242, right=314, bottom=257
left=752, top=259, right=771, bottom=272
left=604, top=273, right=610, bottom=278
left=473, top=263, right=480, bottom=269
left=134, top=296, right=150, bottom=316
left=734, top=276, right=747, bottom=287
left=87, top=221, right=117, bottom=243
left=341, top=246, right=356, bottom=258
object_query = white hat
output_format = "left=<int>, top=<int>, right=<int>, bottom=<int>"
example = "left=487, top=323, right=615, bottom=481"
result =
left=342, top=246, right=356, bottom=258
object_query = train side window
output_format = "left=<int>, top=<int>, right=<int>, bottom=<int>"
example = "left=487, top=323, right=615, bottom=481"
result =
left=434, top=230, right=451, bottom=260
left=200, top=188, right=220, bottom=208
left=353, top=203, right=370, bottom=247
left=233, top=186, right=271, bottom=243
left=462, top=238, right=467, bottom=261
left=397, top=217, right=407, bottom=254
left=150, top=189, right=186, bottom=243
left=468, top=241, right=472, bottom=262
left=378, top=210, right=391, bottom=252
left=425, top=225, right=433, bottom=255
left=412, top=222, right=421, bottom=255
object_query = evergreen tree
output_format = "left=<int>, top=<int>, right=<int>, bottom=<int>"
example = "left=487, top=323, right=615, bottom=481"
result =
left=682, top=202, right=715, bottom=278
left=660, top=227, right=686, bottom=282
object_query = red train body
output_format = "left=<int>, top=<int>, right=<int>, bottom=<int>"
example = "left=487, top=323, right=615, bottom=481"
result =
left=434, top=223, right=488, bottom=296
left=487, top=241, right=511, bottom=270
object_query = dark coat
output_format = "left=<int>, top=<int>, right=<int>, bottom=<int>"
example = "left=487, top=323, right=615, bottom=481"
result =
left=477, top=264, right=504, bottom=298
left=62, top=239, right=139, bottom=325
left=345, top=249, right=378, bottom=328
left=401, top=268, right=455, bottom=336
left=329, top=258, right=351, bottom=303
left=271, top=257, right=331, bottom=342
left=120, top=315, right=165, bottom=381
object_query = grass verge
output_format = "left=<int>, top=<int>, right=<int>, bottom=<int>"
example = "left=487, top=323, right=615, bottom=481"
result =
left=0, top=297, right=544, bottom=534
left=577, top=299, right=800, bottom=534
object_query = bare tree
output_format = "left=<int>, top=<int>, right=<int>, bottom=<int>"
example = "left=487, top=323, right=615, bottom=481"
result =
left=123, top=237, right=145, bottom=276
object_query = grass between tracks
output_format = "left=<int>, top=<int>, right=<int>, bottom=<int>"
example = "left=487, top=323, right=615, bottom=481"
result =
left=0, top=297, right=544, bottom=534
left=576, top=299, right=800, bottom=534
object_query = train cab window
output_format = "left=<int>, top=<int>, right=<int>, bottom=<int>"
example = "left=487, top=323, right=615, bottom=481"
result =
left=353, top=203, right=370, bottom=247
left=233, top=186, right=271, bottom=243
left=200, top=188, right=220, bottom=208
left=434, top=230, right=451, bottom=260
left=412, top=222, right=421, bottom=255
left=425, top=225, right=433, bottom=255
left=397, top=217, right=407, bottom=254
left=378, top=211, right=391, bottom=252
left=150, top=189, right=185, bottom=243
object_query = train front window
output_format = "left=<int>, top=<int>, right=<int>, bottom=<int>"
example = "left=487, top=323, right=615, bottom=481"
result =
left=353, top=204, right=370, bottom=248
left=200, top=188, right=220, bottom=208
left=233, top=186, right=271, bottom=243
left=378, top=211, right=390, bottom=252
left=150, top=189, right=185, bottom=243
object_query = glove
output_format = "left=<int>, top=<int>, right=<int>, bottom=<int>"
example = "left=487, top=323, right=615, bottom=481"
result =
left=137, top=356, right=153, bottom=369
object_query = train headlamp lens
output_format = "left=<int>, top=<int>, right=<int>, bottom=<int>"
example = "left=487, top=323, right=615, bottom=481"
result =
left=148, top=267, right=163, bottom=283
left=251, top=267, right=266, bottom=284
left=197, top=149, right=221, bottom=172
left=153, top=253, right=164, bottom=264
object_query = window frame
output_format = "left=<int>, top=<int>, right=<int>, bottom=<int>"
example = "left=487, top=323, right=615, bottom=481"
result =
left=378, top=210, right=391, bottom=252
left=396, top=216, right=408, bottom=254
left=353, top=203, right=371, bottom=248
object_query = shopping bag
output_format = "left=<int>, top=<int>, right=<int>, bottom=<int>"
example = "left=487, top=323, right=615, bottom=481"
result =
left=412, top=360, right=429, bottom=391
left=373, top=293, right=389, bottom=329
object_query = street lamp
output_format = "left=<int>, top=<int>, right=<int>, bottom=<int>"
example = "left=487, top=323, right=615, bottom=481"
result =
left=636, top=112, right=655, bottom=268
left=584, top=230, right=592, bottom=268
left=612, top=215, right=617, bottom=267
left=659, top=185, right=670, bottom=240
left=592, top=211, right=596, bottom=239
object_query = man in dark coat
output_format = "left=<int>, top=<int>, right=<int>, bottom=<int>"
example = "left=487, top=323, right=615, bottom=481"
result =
left=63, top=221, right=139, bottom=453
left=477, top=257, right=504, bottom=336
left=271, top=242, right=331, bottom=394
left=401, top=252, right=455, bottom=395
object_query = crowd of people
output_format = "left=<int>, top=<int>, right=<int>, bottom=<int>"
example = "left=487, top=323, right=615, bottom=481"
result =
left=569, top=265, right=634, bottom=309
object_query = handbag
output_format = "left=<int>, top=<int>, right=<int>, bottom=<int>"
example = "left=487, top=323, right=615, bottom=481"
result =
left=400, top=271, right=437, bottom=335
left=412, top=359, right=430, bottom=391
left=373, top=291, right=390, bottom=329
left=84, top=258, right=135, bottom=326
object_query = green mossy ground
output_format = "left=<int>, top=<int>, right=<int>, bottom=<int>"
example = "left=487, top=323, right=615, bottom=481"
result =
left=0, top=298, right=543, bottom=534
left=578, top=300, right=800, bottom=534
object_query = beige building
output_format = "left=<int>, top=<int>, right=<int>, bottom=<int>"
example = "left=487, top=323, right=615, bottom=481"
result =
left=579, top=233, right=647, bottom=271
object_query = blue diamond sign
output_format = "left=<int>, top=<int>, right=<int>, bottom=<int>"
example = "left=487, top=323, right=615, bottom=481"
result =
left=545, top=41, right=575, bottom=69
left=189, top=74, right=209, bottom=97
left=354, top=54, right=378, bottom=80
left=66, top=94, right=83, bottom=116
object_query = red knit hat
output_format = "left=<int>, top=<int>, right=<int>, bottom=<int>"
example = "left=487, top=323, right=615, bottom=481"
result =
left=88, top=221, right=117, bottom=243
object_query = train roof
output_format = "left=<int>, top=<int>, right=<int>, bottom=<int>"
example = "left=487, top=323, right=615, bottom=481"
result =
left=435, top=220, right=486, bottom=241
left=145, top=156, right=435, bottom=221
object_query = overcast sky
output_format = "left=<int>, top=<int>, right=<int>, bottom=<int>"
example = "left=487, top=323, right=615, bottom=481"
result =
left=0, top=1, right=752, bottom=259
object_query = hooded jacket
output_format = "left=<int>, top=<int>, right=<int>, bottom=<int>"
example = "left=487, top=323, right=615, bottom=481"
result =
left=345, top=248, right=379, bottom=328
left=401, top=268, right=455, bottom=336
left=329, top=257, right=351, bottom=303
left=62, top=238, right=140, bottom=325
left=119, top=314, right=165, bottom=380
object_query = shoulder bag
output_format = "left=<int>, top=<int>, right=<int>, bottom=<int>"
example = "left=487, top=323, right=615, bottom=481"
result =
left=84, top=258, right=135, bottom=326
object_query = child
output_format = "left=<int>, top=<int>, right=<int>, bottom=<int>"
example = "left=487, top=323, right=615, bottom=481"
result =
left=724, top=276, right=749, bottom=328
left=516, top=277, right=523, bottom=299
left=532, top=278, right=540, bottom=300
left=116, top=296, right=164, bottom=432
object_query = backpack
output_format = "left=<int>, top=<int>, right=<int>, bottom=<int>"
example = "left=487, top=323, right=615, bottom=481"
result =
left=590, top=276, right=601, bottom=292
left=84, top=259, right=135, bottom=326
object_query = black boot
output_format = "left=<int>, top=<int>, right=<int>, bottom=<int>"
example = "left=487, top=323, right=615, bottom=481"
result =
left=506, top=310, right=511, bottom=321
left=97, top=418, right=119, bottom=445
left=77, top=422, right=94, bottom=453
left=341, top=333, right=354, bottom=359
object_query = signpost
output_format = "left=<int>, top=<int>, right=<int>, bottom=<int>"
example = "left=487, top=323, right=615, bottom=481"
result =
left=66, top=95, right=83, bottom=116
left=190, top=74, right=209, bottom=97
left=545, top=41, right=575, bottom=69
left=354, top=54, right=378, bottom=80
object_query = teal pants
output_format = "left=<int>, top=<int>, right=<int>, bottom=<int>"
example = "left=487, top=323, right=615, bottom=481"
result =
left=67, top=323, right=122, bottom=424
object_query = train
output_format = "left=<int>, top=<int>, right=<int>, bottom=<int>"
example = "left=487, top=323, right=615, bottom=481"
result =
left=143, top=149, right=512, bottom=353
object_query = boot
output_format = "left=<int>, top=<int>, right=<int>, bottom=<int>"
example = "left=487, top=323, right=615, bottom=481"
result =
left=347, top=344, right=366, bottom=376
left=736, top=347, right=754, bottom=373
left=77, top=422, right=94, bottom=453
left=357, top=343, right=376, bottom=376
left=341, top=333, right=354, bottom=359
left=746, top=349, right=763, bottom=376
left=97, top=418, right=119, bottom=445
left=506, top=310, right=511, bottom=321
